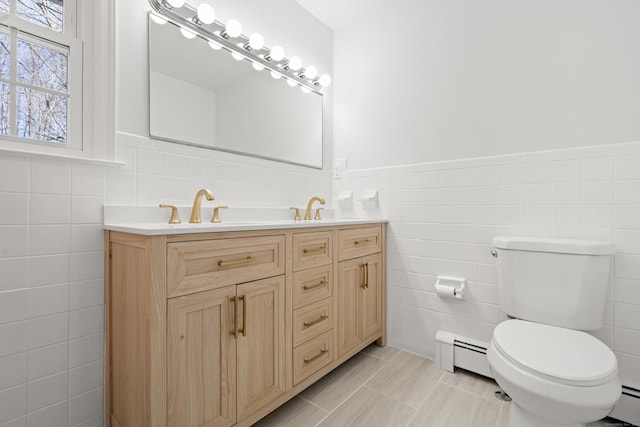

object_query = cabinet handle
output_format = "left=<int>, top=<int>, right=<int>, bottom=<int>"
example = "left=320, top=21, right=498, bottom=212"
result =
left=230, top=296, right=238, bottom=338
left=303, top=314, right=328, bottom=328
left=354, top=239, right=371, bottom=245
left=303, top=246, right=326, bottom=255
left=239, top=295, right=246, bottom=337
left=303, top=280, right=328, bottom=291
left=218, top=256, right=256, bottom=267
left=304, top=348, right=328, bottom=364
left=364, top=262, right=369, bottom=289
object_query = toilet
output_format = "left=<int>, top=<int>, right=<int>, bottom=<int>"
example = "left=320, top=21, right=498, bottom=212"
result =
left=487, top=236, right=621, bottom=427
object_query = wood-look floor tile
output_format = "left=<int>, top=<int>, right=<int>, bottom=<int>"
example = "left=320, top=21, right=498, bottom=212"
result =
left=407, top=383, right=501, bottom=427
left=252, top=396, right=327, bottom=427
left=440, top=368, right=503, bottom=402
left=317, top=386, right=415, bottom=427
left=365, top=350, right=443, bottom=409
left=495, top=402, right=511, bottom=427
left=300, top=352, right=387, bottom=412
left=360, top=343, right=400, bottom=361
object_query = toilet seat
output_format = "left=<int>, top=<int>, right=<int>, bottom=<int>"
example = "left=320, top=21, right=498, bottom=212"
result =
left=492, top=319, right=618, bottom=387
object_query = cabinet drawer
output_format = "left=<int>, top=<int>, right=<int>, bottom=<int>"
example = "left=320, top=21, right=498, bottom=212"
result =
left=337, top=226, right=382, bottom=261
left=293, top=299, right=333, bottom=347
left=292, top=231, right=333, bottom=271
left=292, top=265, right=332, bottom=309
left=167, top=235, right=285, bottom=297
left=293, top=330, right=333, bottom=386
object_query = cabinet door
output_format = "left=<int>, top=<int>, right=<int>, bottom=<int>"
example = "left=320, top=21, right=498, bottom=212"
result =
left=362, top=253, right=383, bottom=342
left=236, top=276, right=286, bottom=420
left=167, top=286, right=237, bottom=427
left=337, top=258, right=364, bottom=357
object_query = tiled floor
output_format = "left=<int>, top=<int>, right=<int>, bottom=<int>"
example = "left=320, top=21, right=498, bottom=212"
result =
left=253, top=344, right=623, bottom=427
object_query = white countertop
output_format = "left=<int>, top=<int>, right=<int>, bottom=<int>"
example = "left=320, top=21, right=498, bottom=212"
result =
left=103, top=206, right=386, bottom=236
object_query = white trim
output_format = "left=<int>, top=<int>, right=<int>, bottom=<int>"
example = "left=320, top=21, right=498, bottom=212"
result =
left=0, top=145, right=123, bottom=166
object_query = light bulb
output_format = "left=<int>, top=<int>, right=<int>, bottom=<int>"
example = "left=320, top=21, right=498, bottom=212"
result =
left=231, top=52, right=244, bottom=61
left=248, top=33, right=264, bottom=50
left=268, top=45, right=285, bottom=61
left=150, top=13, right=167, bottom=25
left=287, top=79, right=297, bottom=87
left=270, top=71, right=282, bottom=80
left=304, top=65, right=318, bottom=80
left=318, top=74, right=331, bottom=87
left=224, top=19, right=242, bottom=38
left=166, top=0, right=185, bottom=8
left=301, top=86, right=311, bottom=94
left=196, top=4, right=215, bottom=24
left=208, top=40, right=221, bottom=50
left=252, top=62, right=265, bottom=71
left=287, top=56, right=302, bottom=71
left=180, top=27, right=196, bottom=39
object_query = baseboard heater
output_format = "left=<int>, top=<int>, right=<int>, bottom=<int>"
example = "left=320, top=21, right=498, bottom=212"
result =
left=435, top=330, right=640, bottom=426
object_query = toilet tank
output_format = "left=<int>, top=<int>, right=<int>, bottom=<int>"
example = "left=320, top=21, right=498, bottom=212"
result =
left=492, top=236, right=614, bottom=331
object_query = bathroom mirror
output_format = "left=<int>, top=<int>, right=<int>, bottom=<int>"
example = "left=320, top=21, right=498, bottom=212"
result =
left=148, top=15, right=323, bottom=168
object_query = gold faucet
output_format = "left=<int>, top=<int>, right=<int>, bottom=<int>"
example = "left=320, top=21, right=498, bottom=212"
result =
left=303, top=196, right=325, bottom=220
left=189, top=188, right=214, bottom=223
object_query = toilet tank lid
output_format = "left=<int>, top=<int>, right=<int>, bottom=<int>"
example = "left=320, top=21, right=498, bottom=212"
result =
left=492, top=236, right=614, bottom=255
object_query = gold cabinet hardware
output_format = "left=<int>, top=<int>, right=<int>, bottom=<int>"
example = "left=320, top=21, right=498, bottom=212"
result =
left=230, top=296, right=238, bottom=338
left=239, top=295, right=246, bottom=337
left=189, top=188, right=214, bottom=223
left=218, top=256, right=256, bottom=267
left=159, top=204, right=181, bottom=224
left=290, top=207, right=301, bottom=221
left=211, top=205, right=228, bottom=223
left=303, top=314, right=328, bottom=328
left=364, top=262, right=369, bottom=288
left=303, top=280, right=328, bottom=291
left=314, top=207, right=323, bottom=220
left=303, top=245, right=326, bottom=255
left=354, top=238, right=372, bottom=245
left=303, top=196, right=325, bottom=220
left=304, top=348, right=328, bottom=364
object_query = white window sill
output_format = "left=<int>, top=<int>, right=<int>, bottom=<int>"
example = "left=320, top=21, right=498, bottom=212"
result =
left=0, top=146, right=125, bottom=167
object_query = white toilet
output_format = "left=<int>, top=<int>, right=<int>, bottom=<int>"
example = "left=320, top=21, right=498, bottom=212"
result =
left=487, top=236, right=621, bottom=427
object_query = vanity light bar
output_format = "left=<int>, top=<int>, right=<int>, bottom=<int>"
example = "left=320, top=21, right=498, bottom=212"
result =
left=148, top=0, right=331, bottom=94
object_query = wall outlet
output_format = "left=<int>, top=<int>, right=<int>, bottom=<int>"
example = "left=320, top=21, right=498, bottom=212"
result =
left=332, top=158, right=347, bottom=179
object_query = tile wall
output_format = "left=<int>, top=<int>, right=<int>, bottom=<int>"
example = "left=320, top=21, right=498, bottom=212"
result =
left=334, top=141, right=640, bottom=390
left=0, top=132, right=332, bottom=426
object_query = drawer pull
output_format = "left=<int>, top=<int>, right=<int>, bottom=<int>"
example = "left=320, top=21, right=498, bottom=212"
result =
left=354, top=238, right=372, bottom=245
left=230, top=296, right=238, bottom=338
left=303, top=246, right=326, bottom=255
left=239, top=295, right=246, bottom=337
left=218, top=256, right=256, bottom=267
left=303, top=314, right=328, bottom=328
left=303, top=280, right=328, bottom=291
left=304, top=348, right=328, bottom=364
left=364, top=262, right=369, bottom=289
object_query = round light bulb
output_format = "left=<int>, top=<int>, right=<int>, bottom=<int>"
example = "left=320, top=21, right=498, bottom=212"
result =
left=318, top=74, right=332, bottom=87
left=231, top=52, right=244, bottom=61
left=301, top=86, right=311, bottom=94
left=268, top=45, right=285, bottom=61
left=180, top=27, right=196, bottom=39
left=208, top=40, right=221, bottom=50
left=287, top=56, right=302, bottom=71
left=225, top=19, right=242, bottom=38
left=166, top=0, right=185, bottom=8
left=150, top=13, right=167, bottom=25
left=196, top=4, right=215, bottom=24
left=252, top=62, right=265, bottom=71
left=249, top=33, right=264, bottom=50
left=287, top=79, right=297, bottom=87
left=270, top=71, right=282, bottom=80
left=304, top=65, right=318, bottom=80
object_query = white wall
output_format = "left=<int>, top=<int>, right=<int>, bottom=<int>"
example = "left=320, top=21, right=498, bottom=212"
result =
left=333, top=0, right=640, bottom=170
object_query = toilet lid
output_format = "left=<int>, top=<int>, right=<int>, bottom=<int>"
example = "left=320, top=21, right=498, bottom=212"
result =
left=492, top=320, right=618, bottom=386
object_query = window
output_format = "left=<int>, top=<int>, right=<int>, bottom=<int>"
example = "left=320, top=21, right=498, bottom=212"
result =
left=0, top=0, right=83, bottom=151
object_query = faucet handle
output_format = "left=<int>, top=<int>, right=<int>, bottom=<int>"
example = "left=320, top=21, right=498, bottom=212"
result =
left=211, top=205, right=229, bottom=223
left=314, top=207, right=324, bottom=221
left=159, top=204, right=181, bottom=224
left=290, top=207, right=301, bottom=221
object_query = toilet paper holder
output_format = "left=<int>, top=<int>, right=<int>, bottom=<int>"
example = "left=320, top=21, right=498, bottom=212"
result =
left=434, top=275, right=466, bottom=299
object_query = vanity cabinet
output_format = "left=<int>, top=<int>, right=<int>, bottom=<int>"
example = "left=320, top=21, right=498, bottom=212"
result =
left=105, top=222, right=385, bottom=427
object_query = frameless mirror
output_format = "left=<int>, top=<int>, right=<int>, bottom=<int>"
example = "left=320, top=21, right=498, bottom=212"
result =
left=148, top=16, right=323, bottom=169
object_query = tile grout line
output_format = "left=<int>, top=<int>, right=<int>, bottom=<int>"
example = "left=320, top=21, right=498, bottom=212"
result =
left=401, top=369, right=446, bottom=427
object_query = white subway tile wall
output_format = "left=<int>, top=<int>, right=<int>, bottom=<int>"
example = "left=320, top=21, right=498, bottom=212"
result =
left=0, top=132, right=332, bottom=426
left=335, top=141, right=640, bottom=391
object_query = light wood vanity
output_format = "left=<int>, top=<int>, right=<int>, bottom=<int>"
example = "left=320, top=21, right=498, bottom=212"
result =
left=104, top=221, right=386, bottom=427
